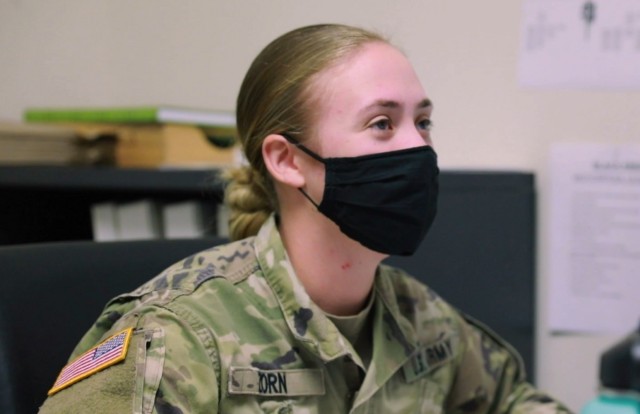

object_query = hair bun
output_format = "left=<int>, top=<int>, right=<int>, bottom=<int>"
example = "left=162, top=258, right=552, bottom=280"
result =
left=223, top=166, right=274, bottom=240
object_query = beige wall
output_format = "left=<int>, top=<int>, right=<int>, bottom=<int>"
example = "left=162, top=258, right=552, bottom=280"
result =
left=3, top=1, right=638, bottom=411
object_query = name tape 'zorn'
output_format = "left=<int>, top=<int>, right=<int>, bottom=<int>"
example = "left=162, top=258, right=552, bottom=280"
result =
left=228, top=367, right=325, bottom=396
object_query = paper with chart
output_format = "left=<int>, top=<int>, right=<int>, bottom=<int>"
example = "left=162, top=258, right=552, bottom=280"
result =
left=548, top=143, right=640, bottom=334
left=519, top=0, right=640, bottom=88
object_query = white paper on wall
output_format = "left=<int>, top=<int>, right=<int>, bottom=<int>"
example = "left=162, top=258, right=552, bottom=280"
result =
left=519, top=0, right=640, bottom=89
left=548, top=143, right=640, bottom=334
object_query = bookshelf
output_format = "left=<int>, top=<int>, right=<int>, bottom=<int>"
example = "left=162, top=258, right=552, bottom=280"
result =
left=0, top=166, right=223, bottom=245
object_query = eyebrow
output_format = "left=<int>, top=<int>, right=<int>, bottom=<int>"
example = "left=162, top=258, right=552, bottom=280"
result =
left=417, top=98, right=433, bottom=109
left=359, top=98, right=433, bottom=115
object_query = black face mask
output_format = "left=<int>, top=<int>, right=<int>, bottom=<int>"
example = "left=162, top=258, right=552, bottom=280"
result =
left=283, top=134, right=439, bottom=256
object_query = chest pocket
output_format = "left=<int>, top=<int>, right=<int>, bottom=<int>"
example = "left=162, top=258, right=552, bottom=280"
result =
left=357, top=373, right=446, bottom=414
left=357, top=338, right=457, bottom=413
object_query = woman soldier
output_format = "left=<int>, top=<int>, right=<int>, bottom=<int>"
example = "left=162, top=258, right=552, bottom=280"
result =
left=40, top=24, right=571, bottom=413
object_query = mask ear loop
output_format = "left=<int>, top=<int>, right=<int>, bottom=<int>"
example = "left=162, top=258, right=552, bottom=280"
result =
left=281, top=133, right=325, bottom=163
left=280, top=133, right=323, bottom=209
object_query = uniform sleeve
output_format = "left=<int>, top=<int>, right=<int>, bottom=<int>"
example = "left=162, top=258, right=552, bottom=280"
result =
left=38, top=305, right=220, bottom=414
left=445, top=313, right=574, bottom=414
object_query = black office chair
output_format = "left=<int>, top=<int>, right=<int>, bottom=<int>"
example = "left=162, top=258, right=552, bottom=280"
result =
left=0, top=238, right=225, bottom=414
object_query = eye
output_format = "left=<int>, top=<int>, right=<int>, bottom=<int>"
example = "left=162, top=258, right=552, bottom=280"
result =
left=369, top=117, right=392, bottom=131
left=417, top=118, right=433, bottom=131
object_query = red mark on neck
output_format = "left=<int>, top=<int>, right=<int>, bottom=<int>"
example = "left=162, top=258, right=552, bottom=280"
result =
left=341, top=262, right=352, bottom=271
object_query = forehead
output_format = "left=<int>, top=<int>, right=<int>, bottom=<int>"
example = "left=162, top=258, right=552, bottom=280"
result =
left=328, top=42, right=413, bottom=79
left=308, top=42, right=427, bottom=115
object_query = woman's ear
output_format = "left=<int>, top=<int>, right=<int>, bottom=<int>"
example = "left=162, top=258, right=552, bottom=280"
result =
left=262, top=134, right=306, bottom=188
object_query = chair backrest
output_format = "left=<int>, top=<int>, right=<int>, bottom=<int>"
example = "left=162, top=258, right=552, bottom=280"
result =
left=0, top=238, right=224, bottom=414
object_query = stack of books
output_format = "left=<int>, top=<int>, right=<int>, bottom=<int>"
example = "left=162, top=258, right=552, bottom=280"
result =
left=23, top=105, right=240, bottom=168
left=0, top=121, right=115, bottom=165
left=90, top=199, right=227, bottom=242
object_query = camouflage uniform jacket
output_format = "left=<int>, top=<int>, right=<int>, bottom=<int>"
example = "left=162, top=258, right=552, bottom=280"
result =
left=40, top=216, right=572, bottom=413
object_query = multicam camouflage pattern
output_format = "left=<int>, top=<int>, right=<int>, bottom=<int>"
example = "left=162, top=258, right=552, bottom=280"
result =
left=39, top=215, right=573, bottom=413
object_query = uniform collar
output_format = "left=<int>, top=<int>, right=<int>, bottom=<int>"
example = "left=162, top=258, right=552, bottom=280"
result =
left=253, top=215, right=419, bottom=369
left=254, top=215, right=350, bottom=361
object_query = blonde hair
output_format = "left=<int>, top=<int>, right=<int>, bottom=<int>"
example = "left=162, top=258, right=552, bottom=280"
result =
left=224, top=24, right=387, bottom=240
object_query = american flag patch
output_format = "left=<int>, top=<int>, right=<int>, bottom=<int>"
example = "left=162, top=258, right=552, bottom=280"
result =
left=48, top=327, right=133, bottom=396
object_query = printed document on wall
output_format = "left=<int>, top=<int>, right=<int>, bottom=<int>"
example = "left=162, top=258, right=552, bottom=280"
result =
left=519, top=0, right=640, bottom=89
left=548, top=143, right=640, bottom=334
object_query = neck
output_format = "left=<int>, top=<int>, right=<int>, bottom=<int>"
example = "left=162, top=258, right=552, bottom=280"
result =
left=278, top=206, right=384, bottom=316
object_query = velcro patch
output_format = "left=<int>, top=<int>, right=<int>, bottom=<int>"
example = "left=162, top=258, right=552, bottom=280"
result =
left=228, top=367, right=325, bottom=396
left=48, top=328, right=133, bottom=395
